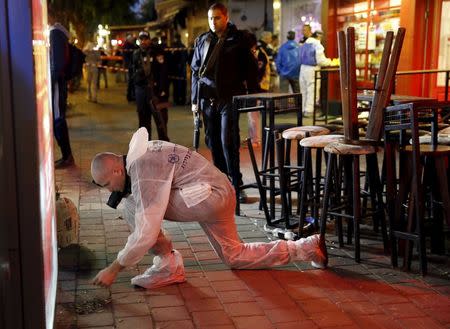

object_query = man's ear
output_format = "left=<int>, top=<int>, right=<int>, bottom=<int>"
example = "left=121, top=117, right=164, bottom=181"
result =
left=112, top=167, right=124, bottom=176
left=112, top=157, right=125, bottom=176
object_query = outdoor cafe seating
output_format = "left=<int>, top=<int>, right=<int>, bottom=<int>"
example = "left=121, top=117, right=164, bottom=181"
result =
left=384, top=101, right=450, bottom=275
left=242, top=26, right=449, bottom=275
left=316, top=26, right=405, bottom=262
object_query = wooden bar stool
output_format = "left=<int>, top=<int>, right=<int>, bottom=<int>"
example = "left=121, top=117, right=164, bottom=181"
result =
left=247, top=133, right=307, bottom=231
left=280, top=126, right=330, bottom=223
left=259, top=126, right=297, bottom=219
left=420, top=125, right=450, bottom=250
left=281, top=126, right=330, bottom=167
left=298, top=134, right=344, bottom=237
left=252, top=125, right=332, bottom=232
left=320, top=142, right=382, bottom=261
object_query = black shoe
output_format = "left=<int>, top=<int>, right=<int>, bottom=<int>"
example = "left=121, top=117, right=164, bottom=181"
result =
left=239, top=190, right=247, bottom=203
left=55, top=155, right=75, bottom=169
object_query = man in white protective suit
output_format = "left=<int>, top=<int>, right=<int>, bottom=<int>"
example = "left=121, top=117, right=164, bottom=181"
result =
left=91, top=128, right=328, bottom=289
left=299, top=31, right=334, bottom=117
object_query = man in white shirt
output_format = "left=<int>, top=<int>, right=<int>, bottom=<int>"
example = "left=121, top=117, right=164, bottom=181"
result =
left=299, top=31, right=333, bottom=117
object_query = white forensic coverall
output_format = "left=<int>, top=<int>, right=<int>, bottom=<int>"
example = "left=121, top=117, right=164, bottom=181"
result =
left=117, top=128, right=320, bottom=277
left=299, top=37, right=332, bottom=116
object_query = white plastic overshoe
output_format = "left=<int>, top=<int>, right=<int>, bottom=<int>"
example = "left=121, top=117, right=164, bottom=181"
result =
left=310, top=235, right=328, bottom=269
left=289, top=234, right=328, bottom=269
left=131, top=250, right=186, bottom=289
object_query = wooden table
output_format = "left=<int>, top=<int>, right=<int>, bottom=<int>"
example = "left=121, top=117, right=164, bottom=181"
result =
left=357, top=92, right=436, bottom=105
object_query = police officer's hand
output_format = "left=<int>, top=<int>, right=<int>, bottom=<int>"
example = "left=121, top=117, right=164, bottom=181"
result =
left=191, top=104, right=198, bottom=113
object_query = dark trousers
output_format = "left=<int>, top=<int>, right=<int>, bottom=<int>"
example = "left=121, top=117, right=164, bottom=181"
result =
left=289, top=78, right=300, bottom=94
left=52, top=77, right=72, bottom=159
left=157, top=95, right=169, bottom=128
left=126, top=69, right=135, bottom=101
left=97, top=68, right=108, bottom=88
left=201, top=98, right=242, bottom=187
left=172, top=79, right=186, bottom=105
left=280, top=77, right=300, bottom=94
left=135, top=85, right=169, bottom=141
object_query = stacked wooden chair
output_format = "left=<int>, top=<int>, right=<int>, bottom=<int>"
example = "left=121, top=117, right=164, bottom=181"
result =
left=316, top=27, right=405, bottom=262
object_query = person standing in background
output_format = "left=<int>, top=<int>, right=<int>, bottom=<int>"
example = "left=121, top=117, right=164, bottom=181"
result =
left=246, top=32, right=270, bottom=148
left=258, top=31, right=274, bottom=61
left=269, top=34, right=279, bottom=91
left=48, top=5, right=74, bottom=169
left=271, top=34, right=279, bottom=58
left=258, top=31, right=275, bottom=82
left=97, top=47, right=108, bottom=89
left=170, top=34, right=188, bottom=105
left=299, top=31, right=332, bottom=117
left=190, top=3, right=258, bottom=202
left=123, top=34, right=139, bottom=102
left=83, top=42, right=101, bottom=103
left=130, top=31, right=169, bottom=141
left=275, top=31, right=301, bottom=94
left=299, top=24, right=312, bottom=45
left=152, top=48, right=170, bottom=137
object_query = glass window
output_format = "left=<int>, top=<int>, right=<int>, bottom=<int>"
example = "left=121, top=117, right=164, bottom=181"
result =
left=336, top=0, right=402, bottom=85
left=438, top=1, right=450, bottom=86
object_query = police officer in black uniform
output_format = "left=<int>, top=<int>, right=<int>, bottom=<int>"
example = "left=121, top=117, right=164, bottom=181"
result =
left=131, top=31, right=169, bottom=141
left=190, top=3, right=258, bottom=201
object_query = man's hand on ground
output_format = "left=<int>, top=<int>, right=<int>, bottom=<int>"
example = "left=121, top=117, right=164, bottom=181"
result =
left=92, top=260, right=124, bottom=288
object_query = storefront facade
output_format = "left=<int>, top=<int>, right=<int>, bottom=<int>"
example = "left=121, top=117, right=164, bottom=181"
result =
left=324, top=0, right=449, bottom=99
left=0, top=0, right=58, bottom=328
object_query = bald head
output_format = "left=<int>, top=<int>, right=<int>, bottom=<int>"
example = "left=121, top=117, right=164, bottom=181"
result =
left=91, top=152, right=125, bottom=191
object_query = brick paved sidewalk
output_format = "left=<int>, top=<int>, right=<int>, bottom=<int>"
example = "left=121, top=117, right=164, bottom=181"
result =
left=54, top=80, right=450, bottom=329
